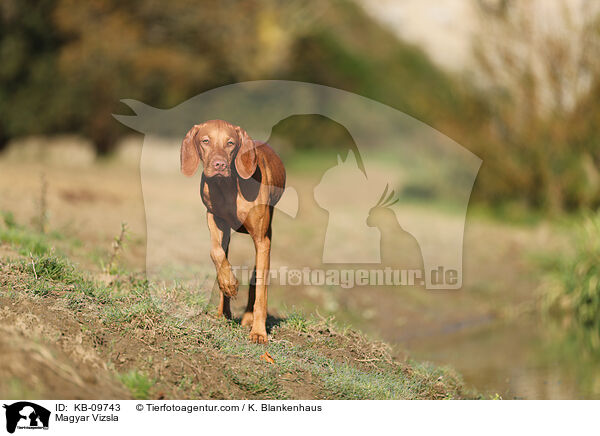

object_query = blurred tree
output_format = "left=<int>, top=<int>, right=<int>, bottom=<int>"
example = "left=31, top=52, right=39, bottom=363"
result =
left=52, top=0, right=320, bottom=152
left=472, top=0, right=600, bottom=211
left=1, top=0, right=475, bottom=155
left=0, top=0, right=66, bottom=149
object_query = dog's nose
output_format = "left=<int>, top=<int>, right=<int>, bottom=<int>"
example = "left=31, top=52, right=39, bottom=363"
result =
left=213, top=160, right=227, bottom=171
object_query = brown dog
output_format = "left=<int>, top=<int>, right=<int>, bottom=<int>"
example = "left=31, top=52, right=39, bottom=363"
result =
left=180, top=119, right=285, bottom=343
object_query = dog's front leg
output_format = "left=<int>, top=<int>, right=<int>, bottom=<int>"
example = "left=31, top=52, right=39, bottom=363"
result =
left=207, top=212, right=237, bottom=318
left=249, top=229, right=271, bottom=344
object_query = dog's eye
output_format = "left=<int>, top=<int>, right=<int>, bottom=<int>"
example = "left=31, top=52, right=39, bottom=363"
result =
left=201, top=139, right=209, bottom=145
left=227, top=141, right=235, bottom=147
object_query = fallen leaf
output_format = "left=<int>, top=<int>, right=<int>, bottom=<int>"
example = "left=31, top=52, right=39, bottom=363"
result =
left=260, top=351, right=275, bottom=364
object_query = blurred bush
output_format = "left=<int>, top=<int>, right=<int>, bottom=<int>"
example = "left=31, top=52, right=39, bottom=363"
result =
left=544, top=212, right=600, bottom=350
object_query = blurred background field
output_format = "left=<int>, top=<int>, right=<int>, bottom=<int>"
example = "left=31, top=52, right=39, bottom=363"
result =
left=2, top=0, right=600, bottom=399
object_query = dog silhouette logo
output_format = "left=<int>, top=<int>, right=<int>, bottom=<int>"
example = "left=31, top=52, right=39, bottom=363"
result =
left=3, top=402, right=50, bottom=434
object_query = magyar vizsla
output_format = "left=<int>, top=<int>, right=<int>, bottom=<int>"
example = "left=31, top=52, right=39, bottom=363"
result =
left=180, top=119, right=285, bottom=343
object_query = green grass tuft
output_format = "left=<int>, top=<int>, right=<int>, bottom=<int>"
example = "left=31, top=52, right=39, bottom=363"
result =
left=224, top=367, right=284, bottom=399
left=28, top=255, right=77, bottom=283
left=281, top=310, right=309, bottom=333
left=0, top=227, right=51, bottom=256
left=118, top=371, right=155, bottom=399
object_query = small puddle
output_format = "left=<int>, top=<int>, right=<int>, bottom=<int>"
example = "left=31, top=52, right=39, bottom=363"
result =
left=401, top=316, right=600, bottom=399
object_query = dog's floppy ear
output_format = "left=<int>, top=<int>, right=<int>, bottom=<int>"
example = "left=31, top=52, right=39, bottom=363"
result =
left=180, top=124, right=203, bottom=176
left=235, top=126, right=257, bottom=179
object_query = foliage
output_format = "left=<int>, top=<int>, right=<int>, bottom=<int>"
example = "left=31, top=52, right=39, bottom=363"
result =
left=544, top=212, right=600, bottom=349
left=0, top=0, right=317, bottom=152
left=0, top=0, right=66, bottom=145
left=2, top=0, right=600, bottom=211
left=0, top=0, right=479, bottom=153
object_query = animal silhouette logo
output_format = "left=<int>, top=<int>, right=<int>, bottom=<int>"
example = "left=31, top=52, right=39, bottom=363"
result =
left=315, top=149, right=426, bottom=273
left=3, top=402, right=50, bottom=434
left=367, top=184, right=424, bottom=272
left=115, top=80, right=481, bottom=289
left=314, top=150, right=382, bottom=263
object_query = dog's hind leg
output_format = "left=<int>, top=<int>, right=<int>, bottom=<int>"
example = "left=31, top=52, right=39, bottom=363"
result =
left=218, top=294, right=231, bottom=319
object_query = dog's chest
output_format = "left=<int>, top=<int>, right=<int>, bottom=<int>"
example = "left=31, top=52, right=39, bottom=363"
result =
left=201, top=179, right=245, bottom=227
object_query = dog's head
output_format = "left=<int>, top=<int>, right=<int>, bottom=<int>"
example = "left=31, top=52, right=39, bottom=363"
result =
left=180, top=119, right=257, bottom=179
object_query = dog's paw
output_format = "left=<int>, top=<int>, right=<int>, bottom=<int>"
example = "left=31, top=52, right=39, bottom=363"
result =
left=249, top=329, right=268, bottom=344
left=218, top=273, right=238, bottom=298
left=241, top=312, right=254, bottom=327
left=217, top=307, right=232, bottom=319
